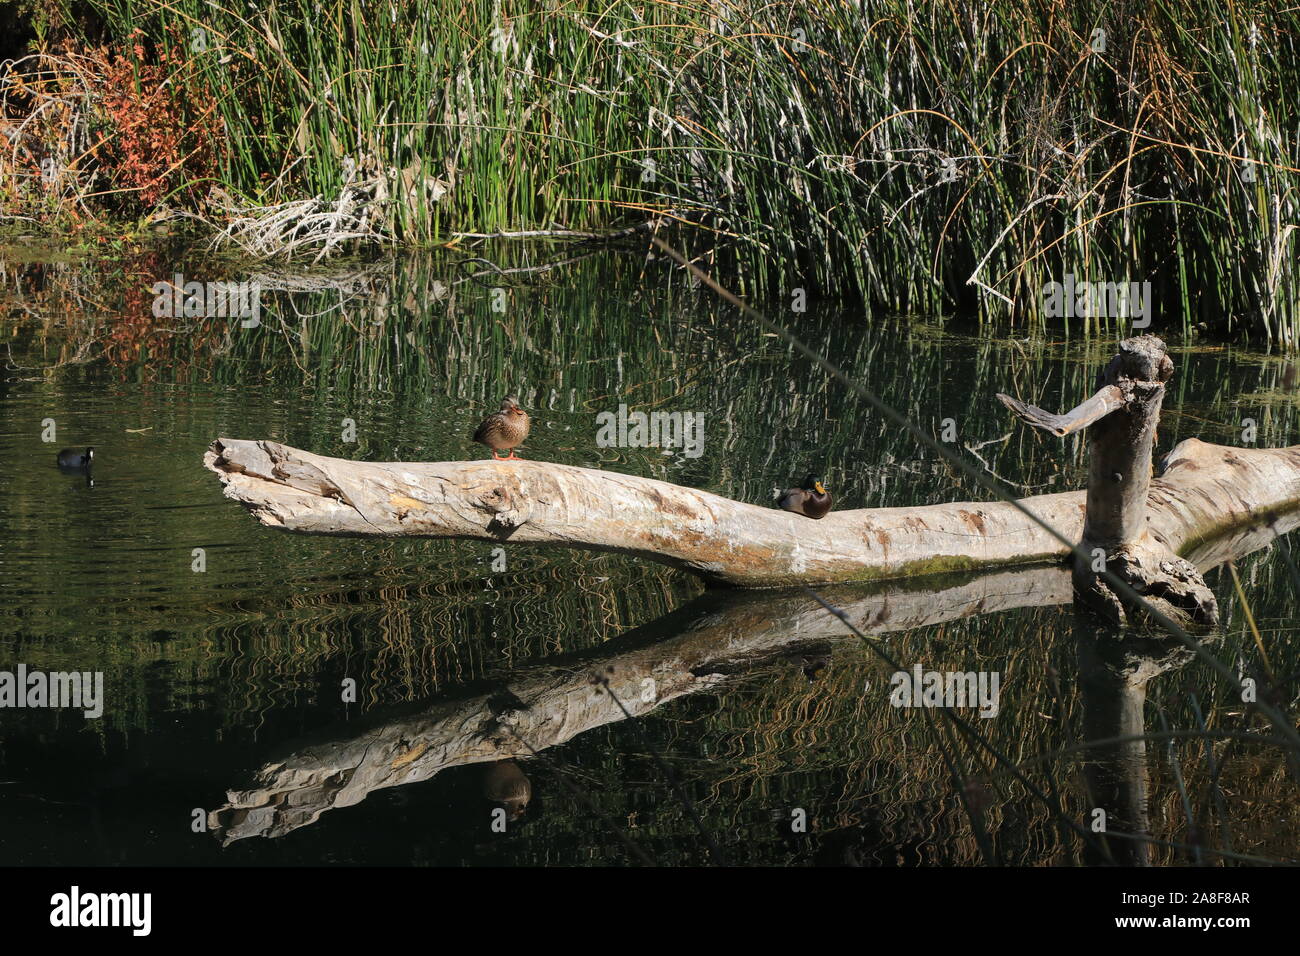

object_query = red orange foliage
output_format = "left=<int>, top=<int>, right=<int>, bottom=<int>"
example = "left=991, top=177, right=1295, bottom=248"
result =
left=96, top=28, right=222, bottom=210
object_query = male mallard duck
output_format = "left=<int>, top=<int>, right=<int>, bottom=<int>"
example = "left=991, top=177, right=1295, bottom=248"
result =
left=472, top=396, right=530, bottom=460
left=801, top=652, right=831, bottom=683
left=779, top=473, right=832, bottom=519
left=57, top=446, right=94, bottom=469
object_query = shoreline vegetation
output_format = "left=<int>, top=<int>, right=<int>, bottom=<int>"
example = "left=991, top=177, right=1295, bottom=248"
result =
left=0, top=1, right=1297, bottom=343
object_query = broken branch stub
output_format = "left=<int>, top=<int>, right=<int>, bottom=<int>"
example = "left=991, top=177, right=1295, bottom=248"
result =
left=996, top=385, right=1125, bottom=437
left=999, top=335, right=1217, bottom=628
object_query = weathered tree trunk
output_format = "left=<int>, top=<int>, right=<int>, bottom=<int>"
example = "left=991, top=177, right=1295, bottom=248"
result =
left=204, top=431, right=1300, bottom=589
left=1000, top=335, right=1219, bottom=628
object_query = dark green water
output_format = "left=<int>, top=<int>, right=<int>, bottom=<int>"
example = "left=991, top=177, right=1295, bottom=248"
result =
left=1, top=245, right=1297, bottom=865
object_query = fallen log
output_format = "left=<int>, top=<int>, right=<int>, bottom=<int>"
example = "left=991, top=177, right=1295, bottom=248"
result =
left=203, top=434, right=1300, bottom=589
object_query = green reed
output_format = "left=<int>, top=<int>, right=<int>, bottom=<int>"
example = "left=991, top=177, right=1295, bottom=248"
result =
left=50, top=0, right=1296, bottom=343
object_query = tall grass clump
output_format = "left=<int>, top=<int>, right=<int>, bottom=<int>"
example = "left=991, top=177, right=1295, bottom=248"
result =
left=2, top=1, right=1296, bottom=342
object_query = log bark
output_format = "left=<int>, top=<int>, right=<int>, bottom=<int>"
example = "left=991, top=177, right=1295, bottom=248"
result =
left=204, top=435, right=1300, bottom=589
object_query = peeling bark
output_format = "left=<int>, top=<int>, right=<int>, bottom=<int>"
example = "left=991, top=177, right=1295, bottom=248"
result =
left=204, top=432, right=1300, bottom=589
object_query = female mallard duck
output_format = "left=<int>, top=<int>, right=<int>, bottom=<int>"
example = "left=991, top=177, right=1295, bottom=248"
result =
left=472, top=396, right=530, bottom=460
left=779, top=473, right=832, bottom=519
left=57, top=446, right=94, bottom=470
left=482, top=759, right=532, bottom=820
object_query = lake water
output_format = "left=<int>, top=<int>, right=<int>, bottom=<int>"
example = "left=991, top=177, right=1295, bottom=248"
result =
left=1, top=243, right=1297, bottom=865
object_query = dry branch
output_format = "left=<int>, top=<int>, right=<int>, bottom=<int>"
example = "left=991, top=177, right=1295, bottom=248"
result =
left=1000, top=336, right=1224, bottom=626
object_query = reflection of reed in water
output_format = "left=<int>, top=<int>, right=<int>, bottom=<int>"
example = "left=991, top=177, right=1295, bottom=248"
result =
left=202, top=548, right=694, bottom=719
left=205, top=569, right=1073, bottom=845
left=700, top=601, right=1071, bottom=865
left=5, top=251, right=1300, bottom=861
left=8, top=248, right=1300, bottom=543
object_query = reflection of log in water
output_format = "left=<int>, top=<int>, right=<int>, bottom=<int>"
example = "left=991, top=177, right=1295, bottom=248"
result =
left=1075, top=624, right=1212, bottom=866
left=209, top=514, right=1299, bottom=848
left=208, top=565, right=1070, bottom=843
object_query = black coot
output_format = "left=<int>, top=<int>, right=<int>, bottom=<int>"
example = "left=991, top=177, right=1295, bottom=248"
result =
left=57, top=446, right=95, bottom=469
